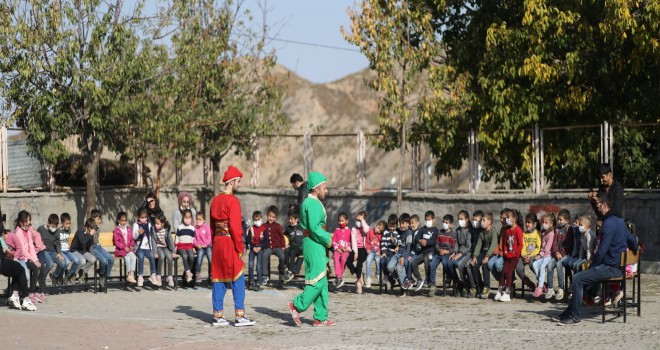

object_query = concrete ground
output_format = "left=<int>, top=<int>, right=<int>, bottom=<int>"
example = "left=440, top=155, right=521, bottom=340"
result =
left=1, top=260, right=659, bottom=350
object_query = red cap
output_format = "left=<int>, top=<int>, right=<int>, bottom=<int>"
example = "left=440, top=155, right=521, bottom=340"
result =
left=222, top=165, right=243, bottom=183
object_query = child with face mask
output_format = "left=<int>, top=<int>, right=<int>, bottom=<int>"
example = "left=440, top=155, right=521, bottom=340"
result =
left=154, top=214, right=176, bottom=288
left=410, top=210, right=438, bottom=291
left=246, top=211, right=268, bottom=291
left=176, top=209, right=196, bottom=285
left=332, top=212, right=352, bottom=290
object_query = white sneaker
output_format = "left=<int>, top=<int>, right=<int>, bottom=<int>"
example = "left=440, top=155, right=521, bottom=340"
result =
left=365, top=277, right=372, bottom=288
left=494, top=291, right=502, bottom=301
left=499, top=292, right=511, bottom=302
left=234, top=316, right=256, bottom=327
left=555, top=288, right=564, bottom=300
left=149, top=274, right=159, bottom=286
left=7, top=295, right=22, bottom=310
left=137, top=275, right=144, bottom=287
left=212, top=317, right=230, bottom=327
left=21, top=298, right=37, bottom=311
left=544, top=288, right=555, bottom=300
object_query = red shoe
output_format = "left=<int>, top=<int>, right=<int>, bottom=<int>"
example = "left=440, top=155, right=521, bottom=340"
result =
left=288, top=302, right=302, bottom=326
left=313, top=319, right=336, bottom=327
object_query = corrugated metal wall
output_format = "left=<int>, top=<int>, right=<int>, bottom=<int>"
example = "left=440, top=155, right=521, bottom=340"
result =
left=7, top=139, right=46, bottom=189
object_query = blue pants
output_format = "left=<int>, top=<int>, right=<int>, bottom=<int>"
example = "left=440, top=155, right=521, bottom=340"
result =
left=248, top=250, right=263, bottom=284
left=136, top=248, right=156, bottom=276
left=212, top=274, right=246, bottom=319
left=61, top=251, right=79, bottom=276
left=366, top=250, right=381, bottom=278
left=564, top=264, right=621, bottom=320
left=429, top=253, right=451, bottom=285
left=37, top=250, right=53, bottom=293
left=45, top=251, right=68, bottom=279
left=195, top=246, right=212, bottom=279
left=92, top=245, right=115, bottom=276
left=449, top=254, right=470, bottom=285
left=488, top=255, right=504, bottom=281
left=547, top=255, right=572, bottom=289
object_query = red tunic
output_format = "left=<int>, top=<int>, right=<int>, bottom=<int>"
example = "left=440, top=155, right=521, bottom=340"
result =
left=210, top=192, right=245, bottom=282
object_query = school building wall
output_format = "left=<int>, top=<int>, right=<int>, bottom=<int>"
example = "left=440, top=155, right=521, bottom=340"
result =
left=1, top=188, right=658, bottom=273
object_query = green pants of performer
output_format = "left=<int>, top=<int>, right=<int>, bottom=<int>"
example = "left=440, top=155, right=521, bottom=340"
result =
left=293, top=277, right=328, bottom=321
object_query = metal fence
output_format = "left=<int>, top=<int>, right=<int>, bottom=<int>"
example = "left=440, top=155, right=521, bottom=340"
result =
left=1, top=121, right=658, bottom=193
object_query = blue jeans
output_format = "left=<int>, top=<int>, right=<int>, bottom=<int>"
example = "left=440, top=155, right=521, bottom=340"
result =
left=488, top=255, right=504, bottom=281
left=386, top=253, right=407, bottom=285
left=195, top=246, right=212, bottom=279
left=572, top=258, right=587, bottom=272
left=449, top=254, right=471, bottom=285
left=45, top=251, right=68, bottom=279
left=37, top=250, right=53, bottom=292
left=248, top=249, right=263, bottom=284
left=92, top=245, right=115, bottom=276
left=532, top=256, right=553, bottom=287
left=136, top=248, right=156, bottom=276
left=565, top=264, right=622, bottom=320
left=61, top=251, right=79, bottom=276
left=429, top=253, right=451, bottom=285
left=366, top=250, right=381, bottom=278
left=547, top=255, right=572, bottom=289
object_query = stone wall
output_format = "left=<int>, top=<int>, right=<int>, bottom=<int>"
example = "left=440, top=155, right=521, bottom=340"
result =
left=1, top=187, right=658, bottom=272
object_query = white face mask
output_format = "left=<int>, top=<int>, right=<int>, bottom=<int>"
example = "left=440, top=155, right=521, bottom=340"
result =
left=356, top=221, right=362, bottom=228
left=579, top=225, right=586, bottom=233
left=542, top=223, right=549, bottom=231
left=505, top=218, right=512, bottom=226
left=458, top=219, right=467, bottom=228
left=254, top=220, right=262, bottom=227
left=472, top=220, right=480, bottom=228
left=425, top=220, right=433, bottom=228
left=442, top=223, right=450, bottom=231
left=49, top=227, right=58, bottom=233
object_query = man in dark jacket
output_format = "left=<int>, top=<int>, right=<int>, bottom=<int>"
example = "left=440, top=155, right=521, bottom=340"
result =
left=589, top=163, right=624, bottom=219
left=290, top=173, right=307, bottom=212
left=556, top=194, right=638, bottom=326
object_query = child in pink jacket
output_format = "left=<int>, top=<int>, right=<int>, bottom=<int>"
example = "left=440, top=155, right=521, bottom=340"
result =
left=532, top=213, right=556, bottom=297
left=6, top=210, right=42, bottom=304
left=113, top=211, right=137, bottom=284
left=194, top=212, right=212, bottom=283
left=332, top=212, right=352, bottom=290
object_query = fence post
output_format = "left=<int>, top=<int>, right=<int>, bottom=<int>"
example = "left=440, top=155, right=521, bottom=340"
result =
left=532, top=124, right=541, bottom=194
left=411, top=143, right=420, bottom=192
left=303, top=132, right=313, bottom=176
left=250, top=134, right=259, bottom=188
left=540, top=127, right=545, bottom=192
left=0, top=122, right=7, bottom=192
left=357, top=130, right=365, bottom=192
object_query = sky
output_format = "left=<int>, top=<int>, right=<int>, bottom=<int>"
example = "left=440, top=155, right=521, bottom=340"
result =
left=141, top=0, right=369, bottom=84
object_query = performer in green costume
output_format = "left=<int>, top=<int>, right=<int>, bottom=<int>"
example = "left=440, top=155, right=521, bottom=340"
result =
left=288, top=172, right=335, bottom=327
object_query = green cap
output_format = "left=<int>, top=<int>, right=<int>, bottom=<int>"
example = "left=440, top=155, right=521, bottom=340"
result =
left=307, top=172, right=327, bottom=191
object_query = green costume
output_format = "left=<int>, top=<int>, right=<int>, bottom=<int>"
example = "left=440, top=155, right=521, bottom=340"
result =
left=292, top=172, right=332, bottom=322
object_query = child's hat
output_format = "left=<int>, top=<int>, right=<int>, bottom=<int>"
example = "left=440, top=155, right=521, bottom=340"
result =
left=307, top=172, right=327, bottom=191
left=222, top=165, right=243, bottom=183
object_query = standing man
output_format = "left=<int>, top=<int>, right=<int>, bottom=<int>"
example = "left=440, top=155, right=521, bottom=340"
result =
left=288, top=172, right=335, bottom=327
left=555, top=194, right=638, bottom=326
left=210, top=165, right=255, bottom=327
left=589, top=163, right=624, bottom=219
left=290, top=173, right=307, bottom=211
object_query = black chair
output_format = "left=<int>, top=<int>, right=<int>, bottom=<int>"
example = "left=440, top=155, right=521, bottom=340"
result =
left=601, top=248, right=642, bottom=323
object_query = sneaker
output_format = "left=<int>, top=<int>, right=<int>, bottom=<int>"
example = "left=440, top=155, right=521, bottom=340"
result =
left=253, top=283, right=261, bottom=291
left=283, top=271, right=295, bottom=283
left=557, top=315, right=582, bottom=326
left=212, top=317, right=230, bottom=327
left=66, top=274, right=75, bottom=285
left=414, top=279, right=424, bottom=292
left=99, top=277, right=106, bottom=289
left=555, top=288, right=565, bottom=300
left=428, top=286, right=437, bottom=297
left=494, top=291, right=502, bottom=301
left=234, top=316, right=256, bottom=327
left=364, top=277, right=372, bottom=288
left=423, top=281, right=429, bottom=288
left=126, top=272, right=136, bottom=284
left=480, top=287, right=490, bottom=298
left=403, top=280, right=414, bottom=290
left=28, top=293, right=38, bottom=304
left=149, top=274, right=159, bottom=286
left=21, top=298, right=37, bottom=311
left=167, top=276, right=175, bottom=288
left=185, top=271, right=193, bottom=283
left=466, top=288, right=476, bottom=298
left=612, top=290, right=624, bottom=306
left=604, top=297, right=613, bottom=307
left=7, top=295, right=22, bottom=310
left=137, top=275, right=144, bottom=287
left=336, top=278, right=345, bottom=289
left=289, top=302, right=302, bottom=326
left=544, top=288, right=555, bottom=300
left=552, top=311, right=568, bottom=322
left=261, top=276, right=269, bottom=286
left=499, top=292, right=511, bottom=302
left=313, top=319, right=336, bottom=327
left=532, top=287, right=544, bottom=298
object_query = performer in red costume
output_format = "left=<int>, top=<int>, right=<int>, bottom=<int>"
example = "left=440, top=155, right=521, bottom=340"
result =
left=210, top=165, right=255, bottom=327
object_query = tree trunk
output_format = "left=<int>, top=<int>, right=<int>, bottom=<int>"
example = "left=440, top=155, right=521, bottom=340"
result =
left=211, top=154, right=222, bottom=195
left=156, top=157, right=167, bottom=199
left=84, top=138, right=103, bottom=219
left=397, top=123, right=406, bottom=215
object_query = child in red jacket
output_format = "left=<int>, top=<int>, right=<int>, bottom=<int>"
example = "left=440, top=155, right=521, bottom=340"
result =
left=495, top=209, right=524, bottom=302
left=113, top=211, right=136, bottom=284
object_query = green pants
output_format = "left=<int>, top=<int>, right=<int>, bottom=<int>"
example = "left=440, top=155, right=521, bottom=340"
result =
left=293, top=276, right=328, bottom=321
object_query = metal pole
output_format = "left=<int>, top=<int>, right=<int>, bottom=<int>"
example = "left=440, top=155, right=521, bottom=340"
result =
left=303, top=132, right=313, bottom=176
left=540, top=128, right=545, bottom=192
left=0, top=122, right=6, bottom=192
left=609, top=123, right=614, bottom=177
left=251, top=135, right=259, bottom=188
left=468, top=130, right=474, bottom=194
left=357, top=130, right=365, bottom=192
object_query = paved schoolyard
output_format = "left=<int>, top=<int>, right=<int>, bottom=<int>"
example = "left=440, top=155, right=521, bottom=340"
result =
left=1, top=266, right=659, bottom=350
